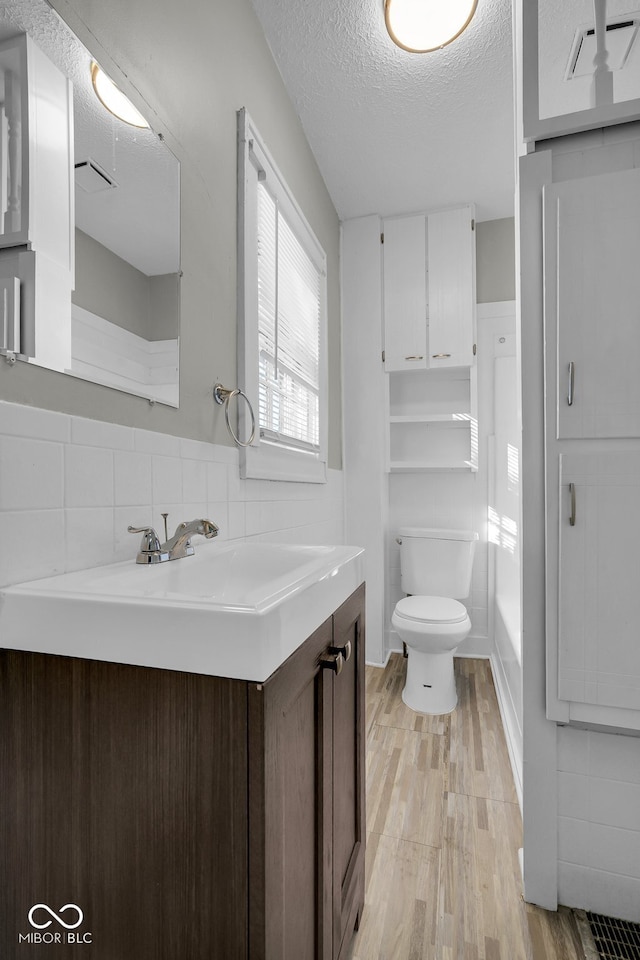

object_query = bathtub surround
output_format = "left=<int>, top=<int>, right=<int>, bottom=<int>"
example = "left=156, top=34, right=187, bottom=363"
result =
left=0, top=401, right=345, bottom=591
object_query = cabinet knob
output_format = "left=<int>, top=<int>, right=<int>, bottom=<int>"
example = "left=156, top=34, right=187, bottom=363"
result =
left=404, top=355, right=424, bottom=361
left=320, top=652, right=344, bottom=675
left=330, top=640, right=352, bottom=663
left=432, top=353, right=451, bottom=359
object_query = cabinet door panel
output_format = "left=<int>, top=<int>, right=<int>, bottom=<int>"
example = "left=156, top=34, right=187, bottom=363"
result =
left=0, top=652, right=248, bottom=960
left=332, top=585, right=366, bottom=960
left=250, top=618, right=334, bottom=960
left=558, top=453, right=640, bottom=710
left=545, top=169, right=640, bottom=439
left=427, top=206, right=475, bottom=368
left=383, top=215, right=428, bottom=371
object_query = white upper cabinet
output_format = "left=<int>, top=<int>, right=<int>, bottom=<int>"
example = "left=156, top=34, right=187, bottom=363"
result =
left=0, top=33, right=73, bottom=370
left=427, top=206, right=475, bottom=368
left=0, top=34, right=73, bottom=260
left=382, top=215, right=428, bottom=371
left=545, top=168, right=640, bottom=440
left=382, top=205, right=475, bottom=372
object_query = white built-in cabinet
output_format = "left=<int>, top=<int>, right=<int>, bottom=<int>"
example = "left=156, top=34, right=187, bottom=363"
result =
left=544, top=167, right=640, bottom=729
left=0, top=33, right=73, bottom=370
left=382, top=205, right=477, bottom=472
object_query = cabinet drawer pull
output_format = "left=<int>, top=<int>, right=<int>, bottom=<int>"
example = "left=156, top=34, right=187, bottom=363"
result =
left=331, top=640, right=352, bottom=663
left=432, top=353, right=451, bottom=359
left=567, top=361, right=575, bottom=406
left=404, top=355, right=424, bottom=361
left=320, top=652, right=344, bottom=675
left=569, top=482, right=576, bottom=526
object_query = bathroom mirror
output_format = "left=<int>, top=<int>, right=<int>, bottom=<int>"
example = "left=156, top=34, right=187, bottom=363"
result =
left=521, top=0, right=640, bottom=141
left=0, top=0, right=180, bottom=406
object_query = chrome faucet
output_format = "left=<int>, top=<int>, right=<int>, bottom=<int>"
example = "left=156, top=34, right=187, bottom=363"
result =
left=162, top=518, right=219, bottom=560
left=128, top=517, right=219, bottom=564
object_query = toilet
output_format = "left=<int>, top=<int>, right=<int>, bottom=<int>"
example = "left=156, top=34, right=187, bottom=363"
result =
left=392, top=527, right=478, bottom=715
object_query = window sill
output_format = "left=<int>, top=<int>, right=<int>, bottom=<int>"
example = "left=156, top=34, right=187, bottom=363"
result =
left=240, top=441, right=327, bottom=484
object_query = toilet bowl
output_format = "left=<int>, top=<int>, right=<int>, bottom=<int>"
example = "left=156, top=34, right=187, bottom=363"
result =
left=392, top=595, right=471, bottom=714
left=393, top=528, right=477, bottom=715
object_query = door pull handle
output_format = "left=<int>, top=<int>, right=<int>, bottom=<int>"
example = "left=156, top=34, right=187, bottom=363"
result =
left=569, top=483, right=576, bottom=526
left=567, top=361, right=575, bottom=406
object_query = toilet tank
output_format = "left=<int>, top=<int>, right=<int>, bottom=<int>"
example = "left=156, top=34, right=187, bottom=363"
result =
left=398, top=527, right=478, bottom=599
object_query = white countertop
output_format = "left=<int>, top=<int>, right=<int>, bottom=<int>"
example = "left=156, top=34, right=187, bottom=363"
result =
left=0, top=541, right=365, bottom=683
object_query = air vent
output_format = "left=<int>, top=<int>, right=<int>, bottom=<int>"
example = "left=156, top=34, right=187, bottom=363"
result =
left=566, top=17, right=640, bottom=79
left=586, top=911, right=640, bottom=959
left=74, top=159, right=117, bottom=193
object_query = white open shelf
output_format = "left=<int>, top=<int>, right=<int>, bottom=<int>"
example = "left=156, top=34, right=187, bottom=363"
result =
left=389, top=413, right=472, bottom=425
left=386, top=368, right=477, bottom=473
left=389, top=460, right=474, bottom=473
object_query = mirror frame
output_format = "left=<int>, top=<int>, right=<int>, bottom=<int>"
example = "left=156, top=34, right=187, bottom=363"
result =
left=519, top=0, right=640, bottom=142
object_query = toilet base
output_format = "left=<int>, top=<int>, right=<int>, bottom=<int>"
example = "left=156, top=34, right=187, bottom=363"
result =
left=402, top=648, right=458, bottom=715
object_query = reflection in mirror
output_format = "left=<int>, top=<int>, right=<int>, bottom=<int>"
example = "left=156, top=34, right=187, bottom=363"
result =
left=538, top=0, right=640, bottom=120
left=0, top=0, right=180, bottom=406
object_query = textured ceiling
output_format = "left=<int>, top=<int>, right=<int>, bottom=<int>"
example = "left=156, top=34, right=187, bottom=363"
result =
left=249, top=0, right=516, bottom=222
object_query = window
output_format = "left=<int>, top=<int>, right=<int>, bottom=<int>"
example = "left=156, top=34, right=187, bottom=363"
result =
left=238, top=109, right=328, bottom=482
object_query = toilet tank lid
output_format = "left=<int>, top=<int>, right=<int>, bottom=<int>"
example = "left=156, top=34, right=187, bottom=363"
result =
left=398, top=527, right=478, bottom=541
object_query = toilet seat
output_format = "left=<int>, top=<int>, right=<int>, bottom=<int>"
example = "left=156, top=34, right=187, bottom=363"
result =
left=394, top=595, right=468, bottom=625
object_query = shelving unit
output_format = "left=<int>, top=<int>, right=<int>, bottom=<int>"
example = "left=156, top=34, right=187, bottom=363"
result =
left=386, top=368, right=477, bottom=473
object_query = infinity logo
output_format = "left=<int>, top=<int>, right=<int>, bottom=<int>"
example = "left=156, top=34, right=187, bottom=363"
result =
left=28, top=904, right=84, bottom=930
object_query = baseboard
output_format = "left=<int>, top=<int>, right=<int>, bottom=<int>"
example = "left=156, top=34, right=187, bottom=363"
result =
left=490, top=651, right=523, bottom=811
left=365, top=649, right=393, bottom=669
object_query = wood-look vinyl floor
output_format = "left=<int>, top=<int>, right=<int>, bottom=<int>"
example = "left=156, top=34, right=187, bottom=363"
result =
left=349, top=655, right=584, bottom=960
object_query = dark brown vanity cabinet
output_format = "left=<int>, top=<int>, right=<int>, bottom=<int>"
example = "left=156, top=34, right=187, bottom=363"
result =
left=0, top=584, right=365, bottom=960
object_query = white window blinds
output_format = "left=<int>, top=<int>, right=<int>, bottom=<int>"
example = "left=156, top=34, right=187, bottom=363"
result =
left=257, top=181, right=321, bottom=452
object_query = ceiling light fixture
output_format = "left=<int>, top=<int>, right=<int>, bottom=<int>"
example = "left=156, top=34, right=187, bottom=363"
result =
left=91, top=62, right=150, bottom=129
left=384, top=0, right=478, bottom=53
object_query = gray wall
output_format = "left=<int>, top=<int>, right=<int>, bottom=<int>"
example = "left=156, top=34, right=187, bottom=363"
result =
left=74, top=229, right=178, bottom=342
left=0, top=0, right=342, bottom=467
left=476, top=217, right=515, bottom=303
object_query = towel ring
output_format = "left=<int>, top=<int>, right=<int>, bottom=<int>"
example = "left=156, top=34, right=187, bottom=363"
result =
left=213, top=383, right=256, bottom=447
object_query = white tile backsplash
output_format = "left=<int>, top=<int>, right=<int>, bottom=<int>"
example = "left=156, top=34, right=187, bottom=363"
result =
left=65, top=445, right=114, bottom=508
left=558, top=861, right=640, bottom=923
left=0, top=509, right=66, bottom=583
left=152, top=454, right=183, bottom=505
left=0, top=403, right=70, bottom=442
left=557, top=724, right=640, bottom=918
left=0, top=401, right=345, bottom=589
left=588, top=730, right=640, bottom=785
left=114, top=451, right=153, bottom=507
left=0, top=436, right=64, bottom=510
left=71, top=416, right=134, bottom=451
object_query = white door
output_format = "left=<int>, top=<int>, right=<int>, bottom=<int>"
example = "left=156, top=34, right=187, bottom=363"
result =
left=545, top=168, right=640, bottom=440
left=558, top=451, right=640, bottom=712
left=382, top=215, right=427, bottom=372
left=427, top=205, right=475, bottom=368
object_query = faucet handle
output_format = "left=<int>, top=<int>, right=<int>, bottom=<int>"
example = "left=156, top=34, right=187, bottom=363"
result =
left=127, top=525, right=168, bottom=564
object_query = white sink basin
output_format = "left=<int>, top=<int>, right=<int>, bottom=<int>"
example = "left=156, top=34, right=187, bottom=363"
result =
left=0, top=541, right=364, bottom=682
